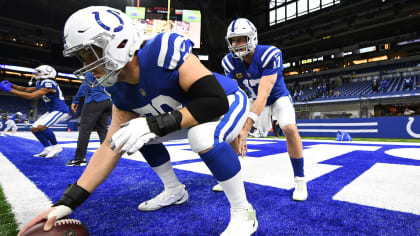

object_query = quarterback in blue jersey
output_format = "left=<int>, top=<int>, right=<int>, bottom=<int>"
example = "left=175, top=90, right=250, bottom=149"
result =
left=216, top=18, right=308, bottom=201
left=0, top=65, right=70, bottom=158
left=18, top=6, right=257, bottom=236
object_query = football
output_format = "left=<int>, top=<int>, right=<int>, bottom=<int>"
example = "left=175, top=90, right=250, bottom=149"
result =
left=21, top=218, right=89, bottom=236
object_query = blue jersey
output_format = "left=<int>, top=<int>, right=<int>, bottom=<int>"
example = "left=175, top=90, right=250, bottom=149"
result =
left=73, top=72, right=111, bottom=105
left=36, top=79, right=69, bottom=113
left=106, top=32, right=238, bottom=116
left=222, top=45, right=290, bottom=105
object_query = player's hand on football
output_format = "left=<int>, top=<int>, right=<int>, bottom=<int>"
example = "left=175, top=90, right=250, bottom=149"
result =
left=0, top=80, right=12, bottom=92
left=110, top=117, right=158, bottom=155
left=18, top=205, right=73, bottom=235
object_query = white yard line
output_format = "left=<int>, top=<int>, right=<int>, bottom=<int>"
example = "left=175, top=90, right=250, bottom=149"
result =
left=0, top=152, right=52, bottom=229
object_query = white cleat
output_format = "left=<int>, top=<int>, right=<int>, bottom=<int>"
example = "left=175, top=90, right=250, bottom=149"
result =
left=292, top=176, right=308, bottom=201
left=212, top=184, right=223, bottom=192
left=221, top=203, right=258, bottom=236
left=138, top=185, right=188, bottom=211
left=33, top=147, right=51, bottom=157
left=45, top=145, right=63, bottom=158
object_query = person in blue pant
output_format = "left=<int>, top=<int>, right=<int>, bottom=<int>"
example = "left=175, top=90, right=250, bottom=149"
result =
left=66, top=72, right=112, bottom=166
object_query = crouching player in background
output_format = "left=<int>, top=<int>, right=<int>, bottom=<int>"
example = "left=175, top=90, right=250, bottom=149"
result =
left=0, top=65, right=70, bottom=158
left=1, top=111, right=22, bottom=135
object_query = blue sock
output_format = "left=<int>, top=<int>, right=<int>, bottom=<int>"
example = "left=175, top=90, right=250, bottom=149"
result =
left=33, top=131, right=50, bottom=147
left=140, top=144, right=170, bottom=167
left=200, top=142, right=241, bottom=181
left=290, top=157, right=304, bottom=177
left=42, top=128, right=57, bottom=145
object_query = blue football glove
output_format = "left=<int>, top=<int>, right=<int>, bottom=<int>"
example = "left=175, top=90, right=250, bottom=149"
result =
left=0, top=81, right=12, bottom=92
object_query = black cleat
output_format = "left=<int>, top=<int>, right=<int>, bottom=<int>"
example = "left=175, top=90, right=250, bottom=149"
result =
left=66, top=158, right=87, bottom=166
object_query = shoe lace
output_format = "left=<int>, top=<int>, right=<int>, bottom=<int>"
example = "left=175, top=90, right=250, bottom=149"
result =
left=231, top=206, right=256, bottom=221
left=295, top=179, right=304, bottom=191
left=149, top=191, right=171, bottom=205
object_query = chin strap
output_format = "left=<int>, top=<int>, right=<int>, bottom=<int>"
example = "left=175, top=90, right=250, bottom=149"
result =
left=28, top=77, right=35, bottom=86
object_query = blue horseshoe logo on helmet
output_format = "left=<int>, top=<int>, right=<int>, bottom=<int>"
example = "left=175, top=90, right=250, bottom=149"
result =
left=92, top=10, right=124, bottom=32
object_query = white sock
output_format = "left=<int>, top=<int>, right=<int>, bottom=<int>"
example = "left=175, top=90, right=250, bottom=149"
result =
left=152, top=161, right=183, bottom=192
left=218, top=171, right=249, bottom=209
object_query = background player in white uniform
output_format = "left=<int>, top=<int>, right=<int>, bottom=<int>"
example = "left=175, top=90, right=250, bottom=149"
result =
left=0, top=65, right=70, bottom=158
left=214, top=18, right=308, bottom=201
left=1, top=112, right=22, bottom=135
left=19, top=7, right=257, bottom=236
left=0, top=113, right=6, bottom=135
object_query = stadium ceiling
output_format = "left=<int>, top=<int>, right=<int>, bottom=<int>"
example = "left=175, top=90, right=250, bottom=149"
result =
left=1, top=0, right=420, bottom=74
left=258, top=0, right=420, bottom=59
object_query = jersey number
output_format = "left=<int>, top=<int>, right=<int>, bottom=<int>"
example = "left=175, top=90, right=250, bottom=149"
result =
left=242, top=79, right=260, bottom=98
left=41, top=87, right=64, bottom=103
left=133, top=95, right=182, bottom=116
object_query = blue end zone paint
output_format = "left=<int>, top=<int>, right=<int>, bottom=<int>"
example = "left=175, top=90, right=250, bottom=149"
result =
left=1, top=135, right=420, bottom=235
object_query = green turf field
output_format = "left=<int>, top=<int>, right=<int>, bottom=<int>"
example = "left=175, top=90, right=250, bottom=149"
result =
left=0, top=187, right=18, bottom=236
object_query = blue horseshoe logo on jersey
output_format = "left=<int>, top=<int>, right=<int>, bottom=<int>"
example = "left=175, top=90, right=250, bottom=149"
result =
left=92, top=10, right=124, bottom=32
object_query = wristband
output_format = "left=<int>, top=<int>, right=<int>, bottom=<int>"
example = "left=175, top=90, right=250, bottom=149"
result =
left=146, top=110, right=182, bottom=137
left=52, top=183, right=91, bottom=210
left=248, top=112, right=259, bottom=123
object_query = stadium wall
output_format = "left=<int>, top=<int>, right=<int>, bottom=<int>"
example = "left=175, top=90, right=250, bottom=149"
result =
left=297, top=116, right=420, bottom=139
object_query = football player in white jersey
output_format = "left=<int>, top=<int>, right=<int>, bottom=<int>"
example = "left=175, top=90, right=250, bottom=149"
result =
left=1, top=112, right=21, bottom=135
left=0, top=113, right=5, bottom=135
left=214, top=18, right=308, bottom=201
left=0, top=65, right=70, bottom=158
left=18, top=6, right=257, bottom=236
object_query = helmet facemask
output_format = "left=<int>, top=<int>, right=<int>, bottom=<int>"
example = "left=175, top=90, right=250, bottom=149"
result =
left=63, top=6, right=143, bottom=88
left=226, top=35, right=255, bottom=60
left=225, top=18, right=258, bottom=61
left=64, top=33, right=120, bottom=88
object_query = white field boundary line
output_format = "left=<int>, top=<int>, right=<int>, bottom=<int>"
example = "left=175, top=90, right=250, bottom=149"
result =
left=247, top=137, right=420, bottom=146
left=297, top=122, right=378, bottom=126
left=298, top=129, right=378, bottom=133
left=0, top=152, right=52, bottom=230
left=11, top=131, right=420, bottom=146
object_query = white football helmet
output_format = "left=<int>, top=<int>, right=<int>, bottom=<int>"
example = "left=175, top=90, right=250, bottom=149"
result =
left=29, top=65, right=56, bottom=86
left=63, top=6, right=143, bottom=87
left=16, top=112, right=23, bottom=116
left=225, top=18, right=258, bottom=60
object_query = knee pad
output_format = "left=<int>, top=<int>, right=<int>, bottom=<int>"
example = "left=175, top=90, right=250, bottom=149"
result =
left=188, top=123, right=217, bottom=153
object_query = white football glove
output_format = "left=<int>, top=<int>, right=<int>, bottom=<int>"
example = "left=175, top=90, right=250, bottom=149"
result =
left=110, top=117, right=158, bottom=155
left=47, top=205, right=73, bottom=220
